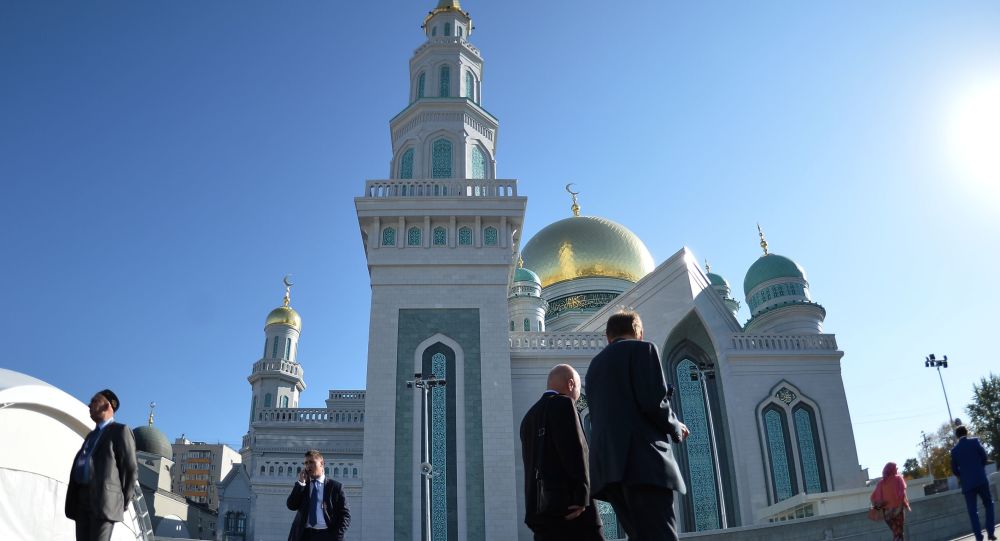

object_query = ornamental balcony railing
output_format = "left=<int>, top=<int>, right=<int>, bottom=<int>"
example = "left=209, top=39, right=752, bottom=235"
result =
left=253, top=407, right=364, bottom=425
left=727, top=334, right=839, bottom=352
left=251, top=359, right=302, bottom=378
left=509, top=332, right=606, bottom=353
left=363, top=179, right=518, bottom=199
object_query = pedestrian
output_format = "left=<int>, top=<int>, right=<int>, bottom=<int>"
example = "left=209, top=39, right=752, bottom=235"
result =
left=870, top=462, right=910, bottom=541
left=951, top=425, right=997, bottom=541
left=65, top=389, right=138, bottom=541
left=585, top=310, right=689, bottom=541
left=520, top=364, right=604, bottom=541
left=286, top=449, right=351, bottom=541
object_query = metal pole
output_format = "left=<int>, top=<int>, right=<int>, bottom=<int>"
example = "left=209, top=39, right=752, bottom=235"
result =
left=936, top=365, right=955, bottom=427
left=422, top=385, right=432, bottom=541
left=698, top=366, right=728, bottom=529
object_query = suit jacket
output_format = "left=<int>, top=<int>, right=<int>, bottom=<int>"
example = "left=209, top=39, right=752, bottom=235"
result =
left=951, top=436, right=990, bottom=492
left=520, top=392, right=599, bottom=529
left=585, top=338, right=686, bottom=498
left=286, top=478, right=350, bottom=541
left=65, top=422, right=138, bottom=522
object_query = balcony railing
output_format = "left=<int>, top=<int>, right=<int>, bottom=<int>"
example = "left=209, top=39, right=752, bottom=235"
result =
left=728, top=334, right=839, bottom=352
left=509, top=332, right=606, bottom=352
left=253, top=407, right=364, bottom=425
left=251, top=359, right=302, bottom=378
left=363, top=179, right=518, bottom=199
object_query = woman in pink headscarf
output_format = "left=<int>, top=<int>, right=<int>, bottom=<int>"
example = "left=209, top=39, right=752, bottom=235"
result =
left=871, top=462, right=911, bottom=540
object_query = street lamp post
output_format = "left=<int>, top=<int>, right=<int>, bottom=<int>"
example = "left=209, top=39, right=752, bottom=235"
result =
left=924, top=354, right=955, bottom=427
left=689, top=362, right=728, bottom=530
left=406, top=372, right=446, bottom=541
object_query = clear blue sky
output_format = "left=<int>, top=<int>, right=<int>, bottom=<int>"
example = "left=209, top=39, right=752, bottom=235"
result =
left=2, top=0, right=998, bottom=477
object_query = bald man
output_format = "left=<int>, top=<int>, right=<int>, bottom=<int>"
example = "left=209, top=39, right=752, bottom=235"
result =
left=520, top=364, right=604, bottom=541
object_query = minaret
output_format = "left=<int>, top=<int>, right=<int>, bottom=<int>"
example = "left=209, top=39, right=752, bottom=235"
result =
left=358, top=2, right=525, bottom=539
left=390, top=0, right=496, bottom=180
left=508, top=257, right=548, bottom=332
left=246, top=277, right=305, bottom=428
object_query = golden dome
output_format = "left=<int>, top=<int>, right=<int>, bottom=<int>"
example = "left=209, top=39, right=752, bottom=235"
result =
left=265, top=305, right=301, bottom=331
left=520, top=216, right=655, bottom=288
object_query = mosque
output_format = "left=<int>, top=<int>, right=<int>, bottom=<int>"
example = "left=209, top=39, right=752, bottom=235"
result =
left=226, top=1, right=867, bottom=540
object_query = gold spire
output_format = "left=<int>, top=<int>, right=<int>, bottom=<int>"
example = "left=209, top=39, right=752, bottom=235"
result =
left=704, top=259, right=711, bottom=273
left=518, top=255, right=524, bottom=268
left=565, top=183, right=581, bottom=217
left=757, top=223, right=769, bottom=255
left=147, top=401, right=156, bottom=427
left=282, top=274, right=294, bottom=307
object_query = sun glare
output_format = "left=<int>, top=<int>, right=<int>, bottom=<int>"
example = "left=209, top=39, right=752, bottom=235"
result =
left=947, top=79, right=1000, bottom=198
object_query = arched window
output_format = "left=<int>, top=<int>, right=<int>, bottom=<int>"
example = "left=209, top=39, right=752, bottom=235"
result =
left=382, top=227, right=396, bottom=246
left=325, top=467, right=330, bottom=475
left=260, top=465, right=265, bottom=474
left=407, top=226, right=422, bottom=246
left=439, top=65, right=450, bottom=97
left=416, top=73, right=425, bottom=100
left=763, top=406, right=797, bottom=502
left=444, top=22, right=451, bottom=36
left=280, top=396, right=289, bottom=408
left=334, top=467, right=340, bottom=477
left=471, top=146, right=486, bottom=179
left=432, top=138, right=452, bottom=178
left=523, top=318, right=531, bottom=331
left=510, top=320, right=515, bottom=331
left=399, top=148, right=414, bottom=179
left=433, top=226, right=447, bottom=246
left=458, top=26, right=463, bottom=37
left=675, top=358, right=720, bottom=530
left=465, top=71, right=475, bottom=101
left=251, top=396, right=257, bottom=422
left=793, top=404, right=827, bottom=493
left=269, top=465, right=275, bottom=474
left=432, top=26, right=437, bottom=36
left=537, top=320, right=543, bottom=331
left=278, top=466, right=284, bottom=474
left=271, top=336, right=279, bottom=358
left=264, top=393, right=272, bottom=408
left=458, top=226, right=473, bottom=245
left=284, top=337, right=291, bottom=359
left=483, top=226, right=498, bottom=246
left=353, top=468, right=359, bottom=478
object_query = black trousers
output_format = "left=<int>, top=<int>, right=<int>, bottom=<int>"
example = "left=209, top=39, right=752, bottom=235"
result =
left=530, top=504, right=605, bottom=541
left=73, top=487, right=114, bottom=541
left=601, top=483, right=677, bottom=541
left=302, top=527, right=335, bottom=541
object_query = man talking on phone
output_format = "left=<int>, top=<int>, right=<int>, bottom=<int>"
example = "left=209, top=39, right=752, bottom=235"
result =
left=286, top=450, right=350, bottom=541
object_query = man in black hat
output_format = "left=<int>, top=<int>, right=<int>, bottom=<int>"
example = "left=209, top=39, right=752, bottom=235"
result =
left=65, top=389, right=138, bottom=541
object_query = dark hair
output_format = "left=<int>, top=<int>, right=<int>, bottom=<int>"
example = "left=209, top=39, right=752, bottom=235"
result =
left=606, top=310, right=643, bottom=339
left=304, top=449, right=324, bottom=462
left=955, top=425, right=969, bottom=438
left=98, top=389, right=120, bottom=412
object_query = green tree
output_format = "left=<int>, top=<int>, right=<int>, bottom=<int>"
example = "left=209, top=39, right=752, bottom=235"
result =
left=901, top=457, right=924, bottom=479
left=966, top=372, right=1000, bottom=462
left=919, top=422, right=956, bottom=479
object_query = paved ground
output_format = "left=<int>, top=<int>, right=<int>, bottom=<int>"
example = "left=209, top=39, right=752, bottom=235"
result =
left=950, top=534, right=997, bottom=540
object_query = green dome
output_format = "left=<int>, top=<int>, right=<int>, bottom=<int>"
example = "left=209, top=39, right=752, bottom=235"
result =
left=134, top=425, right=172, bottom=460
left=706, top=272, right=729, bottom=288
left=513, top=267, right=541, bottom=284
left=743, top=254, right=806, bottom=296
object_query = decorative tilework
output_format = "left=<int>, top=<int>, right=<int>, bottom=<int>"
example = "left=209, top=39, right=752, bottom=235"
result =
left=439, top=66, right=450, bottom=97
left=382, top=227, right=396, bottom=247
left=431, top=353, right=448, bottom=541
left=676, top=359, right=720, bottom=531
left=465, top=71, right=475, bottom=102
left=794, top=408, right=823, bottom=493
left=399, top=148, right=414, bottom=179
left=458, top=227, right=472, bottom=246
left=471, top=146, right=486, bottom=179
left=417, top=72, right=425, bottom=99
left=764, top=409, right=794, bottom=502
left=483, top=226, right=497, bottom=246
left=776, top=387, right=797, bottom=405
left=432, top=139, right=452, bottom=179
left=408, top=227, right=422, bottom=246
left=433, top=227, right=447, bottom=246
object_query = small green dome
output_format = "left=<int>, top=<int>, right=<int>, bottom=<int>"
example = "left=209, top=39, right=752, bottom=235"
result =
left=706, top=272, right=729, bottom=288
left=134, top=425, right=172, bottom=460
left=743, top=254, right=806, bottom=296
left=513, top=267, right=541, bottom=284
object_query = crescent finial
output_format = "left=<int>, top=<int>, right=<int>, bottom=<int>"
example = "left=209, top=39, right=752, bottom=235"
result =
left=282, top=275, right=294, bottom=306
left=565, top=183, right=581, bottom=216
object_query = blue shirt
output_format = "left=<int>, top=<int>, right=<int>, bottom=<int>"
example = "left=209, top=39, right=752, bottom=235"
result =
left=297, top=475, right=328, bottom=529
left=72, top=417, right=114, bottom=483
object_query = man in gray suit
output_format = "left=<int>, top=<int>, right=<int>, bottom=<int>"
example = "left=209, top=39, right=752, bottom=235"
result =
left=585, top=311, right=689, bottom=541
left=65, top=389, right=138, bottom=541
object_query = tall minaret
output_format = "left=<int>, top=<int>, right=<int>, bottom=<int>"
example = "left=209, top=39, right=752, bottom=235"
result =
left=358, top=2, right=525, bottom=539
left=389, top=0, right=497, bottom=180
left=246, top=277, right=305, bottom=429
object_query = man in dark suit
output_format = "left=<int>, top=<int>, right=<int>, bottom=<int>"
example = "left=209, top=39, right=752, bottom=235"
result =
left=951, top=425, right=997, bottom=541
left=520, top=364, right=604, bottom=541
left=287, top=449, right=351, bottom=541
left=65, top=389, right=138, bottom=541
left=585, top=311, right=689, bottom=541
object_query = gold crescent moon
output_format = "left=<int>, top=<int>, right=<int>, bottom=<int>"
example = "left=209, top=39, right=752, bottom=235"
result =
left=283, top=274, right=294, bottom=287
left=565, top=183, right=579, bottom=196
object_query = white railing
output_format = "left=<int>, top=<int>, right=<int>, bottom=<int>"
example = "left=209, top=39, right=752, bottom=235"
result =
left=254, top=407, right=364, bottom=424
left=728, top=334, right=839, bottom=352
left=364, top=179, right=518, bottom=198
left=251, top=359, right=302, bottom=377
left=509, top=332, right=606, bottom=352
left=328, top=390, right=366, bottom=401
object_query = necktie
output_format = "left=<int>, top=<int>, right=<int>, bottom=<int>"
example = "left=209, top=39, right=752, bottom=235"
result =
left=308, top=480, right=320, bottom=527
left=73, top=429, right=100, bottom=483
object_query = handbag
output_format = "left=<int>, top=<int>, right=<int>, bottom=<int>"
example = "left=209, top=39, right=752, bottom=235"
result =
left=867, top=506, right=884, bottom=521
left=534, top=396, right=571, bottom=516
